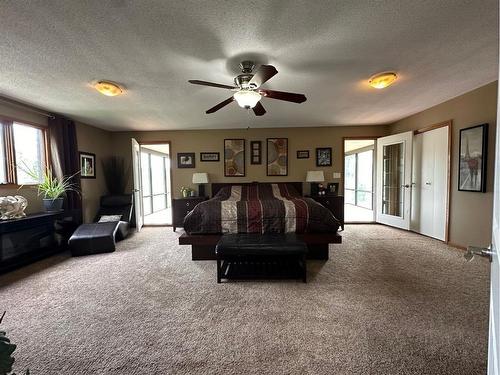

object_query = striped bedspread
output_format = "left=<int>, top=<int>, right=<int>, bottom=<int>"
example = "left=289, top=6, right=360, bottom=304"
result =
left=183, top=183, right=340, bottom=234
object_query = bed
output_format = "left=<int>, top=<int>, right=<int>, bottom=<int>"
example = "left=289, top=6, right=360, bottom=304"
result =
left=178, top=182, right=342, bottom=260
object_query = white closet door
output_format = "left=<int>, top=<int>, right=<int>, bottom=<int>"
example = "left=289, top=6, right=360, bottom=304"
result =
left=411, top=126, right=449, bottom=241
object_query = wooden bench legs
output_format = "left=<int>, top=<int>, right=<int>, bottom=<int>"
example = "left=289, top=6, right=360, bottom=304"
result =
left=216, top=254, right=307, bottom=283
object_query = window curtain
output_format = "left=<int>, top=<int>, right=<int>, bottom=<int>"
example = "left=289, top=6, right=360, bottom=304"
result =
left=48, top=115, right=82, bottom=212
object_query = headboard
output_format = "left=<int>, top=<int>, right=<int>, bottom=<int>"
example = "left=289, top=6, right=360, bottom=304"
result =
left=211, top=182, right=303, bottom=198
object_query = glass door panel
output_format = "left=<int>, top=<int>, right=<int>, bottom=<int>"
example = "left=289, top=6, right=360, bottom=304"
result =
left=376, top=131, right=413, bottom=230
left=382, top=143, right=404, bottom=217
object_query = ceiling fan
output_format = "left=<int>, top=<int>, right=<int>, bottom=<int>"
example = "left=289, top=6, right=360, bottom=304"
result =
left=188, top=61, right=307, bottom=116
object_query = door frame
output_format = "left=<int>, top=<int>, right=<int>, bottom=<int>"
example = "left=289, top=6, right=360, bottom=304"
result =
left=138, top=140, right=174, bottom=227
left=342, top=136, right=379, bottom=223
left=413, top=120, right=452, bottom=243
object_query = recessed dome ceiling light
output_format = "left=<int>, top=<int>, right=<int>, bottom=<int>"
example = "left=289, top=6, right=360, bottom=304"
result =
left=368, top=72, right=398, bottom=89
left=94, top=80, right=123, bottom=96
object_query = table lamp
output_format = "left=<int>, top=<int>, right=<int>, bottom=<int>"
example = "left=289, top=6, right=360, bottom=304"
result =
left=306, top=170, right=325, bottom=196
left=192, top=173, right=209, bottom=197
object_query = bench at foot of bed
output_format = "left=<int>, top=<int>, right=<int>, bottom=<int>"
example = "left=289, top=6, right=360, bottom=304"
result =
left=215, top=233, right=308, bottom=283
left=178, top=232, right=342, bottom=261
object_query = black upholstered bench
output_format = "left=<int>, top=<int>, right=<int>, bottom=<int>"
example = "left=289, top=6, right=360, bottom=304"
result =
left=68, top=222, right=119, bottom=256
left=215, top=233, right=308, bottom=283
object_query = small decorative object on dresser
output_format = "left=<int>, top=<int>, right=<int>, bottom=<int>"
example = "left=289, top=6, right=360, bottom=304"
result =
left=250, top=141, right=262, bottom=165
left=200, top=152, right=220, bottom=162
left=327, top=182, right=339, bottom=196
left=172, top=196, right=208, bottom=231
left=0, top=196, right=27, bottom=220
left=79, top=151, right=96, bottom=178
left=177, top=153, right=195, bottom=168
left=267, top=138, right=288, bottom=176
left=316, top=147, right=332, bottom=166
left=297, top=150, right=309, bottom=159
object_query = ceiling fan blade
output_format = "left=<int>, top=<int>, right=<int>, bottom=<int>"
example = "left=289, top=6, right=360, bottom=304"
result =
left=188, top=80, right=236, bottom=90
left=253, top=101, right=266, bottom=116
left=206, top=97, right=235, bottom=114
left=259, top=89, right=307, bottom=103
left=249, top=65, right=278, bottom=88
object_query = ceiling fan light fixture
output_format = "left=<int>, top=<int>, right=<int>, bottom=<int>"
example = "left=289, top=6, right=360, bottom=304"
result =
left=368, top=72, right=398, bottom=89
left=94, top=80, right=123, bottom=96
left=233, top=90, right=261, bottom=108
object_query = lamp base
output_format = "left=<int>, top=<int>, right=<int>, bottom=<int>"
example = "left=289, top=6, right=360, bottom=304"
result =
left=310, top=183, right=319, bottom=196
left=198, top=184, right=205, bottom=197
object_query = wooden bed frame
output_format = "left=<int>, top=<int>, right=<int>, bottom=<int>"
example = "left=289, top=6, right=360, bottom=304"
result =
left=178, top=182, right=342, bottom=260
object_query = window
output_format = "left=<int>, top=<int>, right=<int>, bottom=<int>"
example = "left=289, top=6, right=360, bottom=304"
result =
left=0, top=119, right=48, bottom=185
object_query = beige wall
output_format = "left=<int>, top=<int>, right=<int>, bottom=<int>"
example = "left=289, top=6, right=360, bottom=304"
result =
left=111, top=125, right=390, bottom=198
left=0, top=102, right=111, bottom=222
left=390, top=81, right=498, bottom=248
left=1, top=80, right=496, bottom=247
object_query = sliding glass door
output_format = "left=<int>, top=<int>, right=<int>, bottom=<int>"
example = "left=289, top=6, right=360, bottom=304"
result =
left=140, top=149, right=171, bottom=219
left=345, top=149, right=374, bottom=210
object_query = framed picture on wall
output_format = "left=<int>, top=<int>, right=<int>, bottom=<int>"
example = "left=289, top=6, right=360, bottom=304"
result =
left=250, top=141, right=262, bottom=165
left=200, top=152, right=220, bottom=162
left=316, top=147, right=332, bottom=167
left=458, top=123, right=488, bottom=192
left=297, top=150, right=309, bottom=159
left=177, top=152, right=196, bottom=168
left=224, top=139, right=245, bottom=176
left=79, top=151, right=96, bottom=179
left=267, top=138, right=288, bottom=176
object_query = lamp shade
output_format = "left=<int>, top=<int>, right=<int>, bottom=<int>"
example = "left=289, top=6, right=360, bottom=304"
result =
left=306, top=170, right=325, bottom=182
left=192, top=172, right=209, bottom=184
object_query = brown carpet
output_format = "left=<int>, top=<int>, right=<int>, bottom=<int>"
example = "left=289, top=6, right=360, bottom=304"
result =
left=0, top=225, right=489, bottom=374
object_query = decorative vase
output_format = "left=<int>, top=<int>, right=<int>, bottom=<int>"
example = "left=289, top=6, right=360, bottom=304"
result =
left=0, top=196, right=28, bottom=220
left=43, top=198, right=64, bottom=212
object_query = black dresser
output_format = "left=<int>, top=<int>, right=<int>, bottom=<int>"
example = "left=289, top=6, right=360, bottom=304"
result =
left=308, top=195, right=344, bottom=230
left=172, top=197, right=208, bottom=231
left=0, top=210, right=81, bottom=273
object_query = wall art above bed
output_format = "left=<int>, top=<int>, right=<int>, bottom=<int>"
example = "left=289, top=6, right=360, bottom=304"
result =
left=224, top=139, right=245, bottom=177
left=267, top=138, right=288, bottom=176
left=250, top=141, right=262, bottom=165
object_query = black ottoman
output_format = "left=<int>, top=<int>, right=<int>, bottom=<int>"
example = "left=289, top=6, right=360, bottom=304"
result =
left=215, top=233, right=308, bottom=283
left=68, top=222, right=119, bottom=256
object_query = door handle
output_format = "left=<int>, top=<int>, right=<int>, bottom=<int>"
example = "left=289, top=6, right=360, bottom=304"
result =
left=401, top=184, right=410, bottom=188
left=425, top=182, right=432, bottom=185
left=464, top=245, right=494, bottom=262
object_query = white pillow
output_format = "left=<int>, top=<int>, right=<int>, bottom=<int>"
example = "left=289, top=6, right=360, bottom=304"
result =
left=98, top=215, right=122, bottom=223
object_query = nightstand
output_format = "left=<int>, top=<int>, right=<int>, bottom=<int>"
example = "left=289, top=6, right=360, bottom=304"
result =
left=172, top=197, right=208, bottom=231
left=308, top=195, right=344, bottom=230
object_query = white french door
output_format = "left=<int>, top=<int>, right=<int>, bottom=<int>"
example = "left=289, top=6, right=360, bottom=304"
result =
left=376, top=131, right=413, bottom=230
left=131, top=138, right=143, bottom=232
left=487, top=62, right=500, bottom=375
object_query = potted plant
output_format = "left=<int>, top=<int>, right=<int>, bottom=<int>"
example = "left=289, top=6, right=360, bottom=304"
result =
left=20, top=165, right=79, bottom=212
left=180, top=186, right=194, bottom=198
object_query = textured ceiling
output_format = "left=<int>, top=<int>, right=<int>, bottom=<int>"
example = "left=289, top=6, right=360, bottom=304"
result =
left=0, top=0, right=498, bottom=131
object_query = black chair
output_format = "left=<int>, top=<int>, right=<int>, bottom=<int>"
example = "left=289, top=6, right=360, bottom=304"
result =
left=93, top=194, right=134, bottom=240
left=69, top=194, right=134, bottom=256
